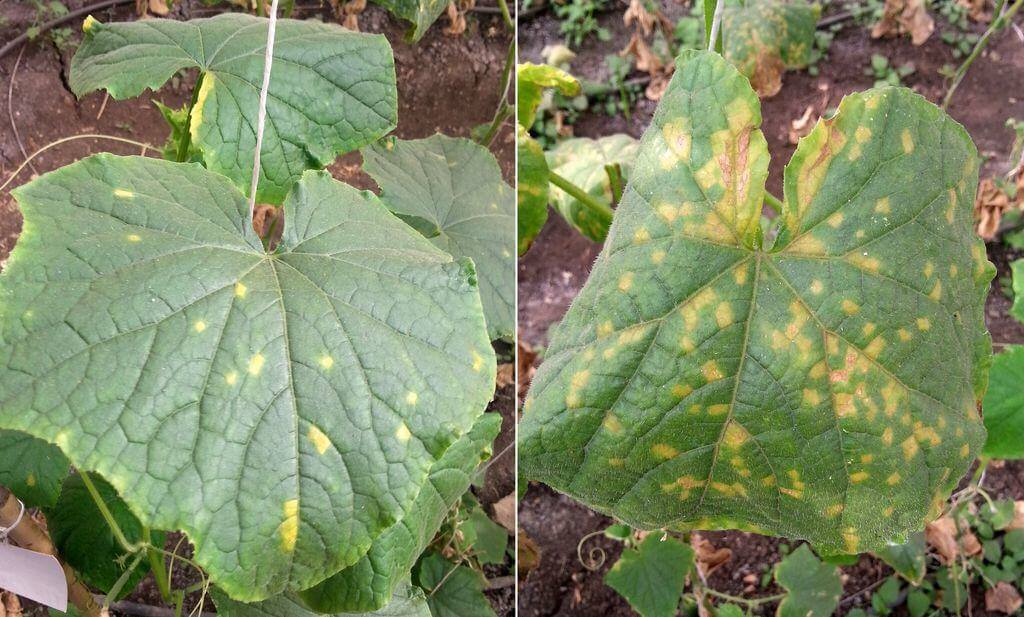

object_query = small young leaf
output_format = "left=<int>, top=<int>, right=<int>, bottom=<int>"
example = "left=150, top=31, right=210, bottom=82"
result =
left=416, top=552, right=496, bottom=617
left=873, top=531, right=926, bottom=584
left=463, top=508, right=510, bottom=565
left=363, top=135, right=515, bottom=341
left=989, top=500, right=1017, bottom=530
left=546, top=135, right=639, bottom=242
left=1, top=155, right=494, bottom=601
left=213, top=581, right=431, bottom=617
left=982, top=345, right=1024, bottom=459
left=604, top=523, right=634, bottom=540
left=70, top=14, right=398, bottom=204
left=604, top=534, right=694, bottom=617
left=0, top=429, right=69, bottom=508
left=517, top=63, right=580, bottom=128
left=907, top=588, right=932, bottom=617
left=47, top=473, right=164, bottom=599
left=1004, top=529, right=1024, bottom=555
left=519, top=50, right=990, bottom=554
left=518, top=128, right=550, bottom=255
left=715, top=605, right=745, bottom=617
left=775, top=545, right=842, bottom=617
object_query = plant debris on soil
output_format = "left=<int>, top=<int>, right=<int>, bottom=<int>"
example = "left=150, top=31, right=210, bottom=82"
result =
left=518, top=1, right=1024, bottom=614
left=0, top=0, right=514, bottom=614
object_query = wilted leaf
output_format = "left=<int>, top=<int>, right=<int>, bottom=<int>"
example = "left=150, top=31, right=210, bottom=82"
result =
left=517, top=338, right=538, bottom=401
left=519, top=50, right=990, bottom=555
left=974, top=177, right=1018, bottom=240
left=0, top=155, right=494, bottom=600
left=298, top=414, right=501, bottom=613
left=604, top=534, right=694, bottom=617
left=986, top=582, right=1023, bottom=614
left=982, top=345, right=1024, bottom=458
left=518, top=128, right=550, bottom=255
left=0, top=430, right=69, bottom=508
left=1007, top=501, right=1024, bottom=530
left=775, top=545, right=842, bottom=617
left=70, top=14, right=397, bottom=204
left=926, top=516, right=980, bottom=563
left=363, top=135, right=515, bottom=340
left=692, top=534, right=732, bottom=578
left=724, top=0, right=820, bottom=97
left=47, top=473, right=164, bottom=599
left=873, top=531, right=926, bottom=584
left=546, top=134, right=639, bottom=242
left=497, top=363, right=514, bottom=388
left=872, top=0, right=934, bottom=45
left=517, top=63, right=580, bottom=128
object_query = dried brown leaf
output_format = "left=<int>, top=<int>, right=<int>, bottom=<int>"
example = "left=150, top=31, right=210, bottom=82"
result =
left=958, top=0, right=991, bottom=22
left=496, top=362, right=514, bottom=388
left=986, top=582, right=1023, bottom=614
left=0, top=593, right=21, bottom=617
left=624, top=0, right=656, bottom=35
left=926, top=516, right=960, bottom=563
left=872, top=0, right=934, bottom=45
left=148, top=0, right=170, bottom=15
left=492, top=493, right=516, bottom=532
left=975, top=177, right=1016, bottom=239
left=692, top=533, right=732, bottom=577
left=518, top=530, right=541, bottom=576
left=788, top=105, right=817, bottom=145
left=517, top=337, right=537, bottom=402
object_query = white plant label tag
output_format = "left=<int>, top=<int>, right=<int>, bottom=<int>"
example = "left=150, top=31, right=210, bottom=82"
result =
left=0, top=543, right=68, bottom=611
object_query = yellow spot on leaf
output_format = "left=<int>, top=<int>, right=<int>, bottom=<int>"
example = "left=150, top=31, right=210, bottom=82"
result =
left=827, top=213, right=844, bottom=228
left=396, top=423, right=412, bottom=443
left=114, top=189, right=134, bottom=199
left=855, top=126, right=872, bottom=143
left=319, top=355, right=334, bottom=370
left=897, top=329, right=912, bottom=342
left=235, top=282, right=248, bottom=298
left=929, top=280, right=942, bottom=301
left=472, top=350, right=485, bottom=372
left=960, top=443, right=970, bottom=457
left=405, top=391, right=418, bottom=405
left=810, top=280, right=824, bottom=295
left=247, top=354, right=265, bottom=375
left=875, top=197, right=891, bottom=214
left=127, top=234, right=141, bottom=242
left=225, top=371, right=238, bottom=385
left=902, top=436, right=919, bottom=460
left=26, top=473, right=35, bottom=487
left=850, top=471, right=869, bottom=483
left=901, top=129, right=914, bottom=153
left=882, top=427, right=894, bottom=445
left=618, top=272, right=634, bottom=292
left=603, top=414, right=623, bottom=434
left=862, top=323, right=876, bottom=336
left=598, top=321, right=614, bottom=337
left=826, top=503, right=844, bottom=517
left=280, top=500, right=299, bottom=552
left=842, top=299, right=860, bottom=315
left=609, top=457, right=625, bottom=467
left=734, top=263, right=749, bottom=285
left=193, top=321, right=207, bottom=333
left=633, top=228, right=650, bottom=243
left=887, top=472, right=901, bottom=485
left=651, top=443, right=678, bottom=459
left=702, top=360, right=723, bottom=382
left=651, top=249, right=666, bottom=264
left=723, top=421, right=750, bottom=448
left=672, top=383, right=693, bottom=398
left=865, top=337, right=886, bottom=359
left=715, top=303, right=733, bottom=328
left=803, top=389, right=822, bottom=406
left=708, top=404, right=729, bottom=416
left=917, top=317, right=931, bottom=331
left=308, top=425, right=331, bottom=454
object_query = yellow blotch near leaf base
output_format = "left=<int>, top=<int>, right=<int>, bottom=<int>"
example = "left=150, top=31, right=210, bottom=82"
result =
left=849, top=253, right=880, bottom=272
left=662, top=117, right=692, bottom=162
left=651, top=443, right=678, bottom=459
left=247, top=353, right=265, bottom=375
left=843, top=530, right=860, bottom=553
left=396, top=423, right=412, bottom=443
left=901, top=129, right=914, bottom=154
left=618, top=272, right=634, bottom=292
left=308, top=425, right=331, bottom=455
left=193, top=320, right=207, bottom=333
left=850, top=471, right=869, bottom=483
left=235, top=282, right=248, bottom=298
left=114, top=189, right=134, bottom=199
left=865, top=337, right=886, bottom=359
left=702, top=361, right=723, bottom=382
left=280, top=499, right=299, bottom=552
left=734, top=263, right=749, bottom=285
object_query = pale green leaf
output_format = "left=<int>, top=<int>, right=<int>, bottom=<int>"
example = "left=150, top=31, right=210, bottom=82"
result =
left=213, top=581, right=431, bottom=617
left=416, top=552, right=496, bottom=617
left=517, top=63, right=580, bottom=128
left=47, top=473, right=165, bottom=599
left=70, top=14, right=397, bottom=204
left=604, top=534, right=693, bottom=617
left=519, top=50, right=991, bottom=554
left=546, top=134, right=638, bottom=242
left=775, top=545, right=841, bottom=617
left=298, top=413, right=501, bottom=613
left=363, top=135, right=515, bottom=340
left=0, top=429, right=69, bottom=508
left=0, top=155, right=494, bottom=600
left=517, top=128, right=550, bottom=255
left=982, top=345, right=1024, bottom=459
left=873, top=531, right=926, bottom=584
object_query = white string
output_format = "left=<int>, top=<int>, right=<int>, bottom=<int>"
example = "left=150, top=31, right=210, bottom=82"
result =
left=247, top=0, right=281, bottom=218
left=707, top=0, right=726, bottom=51
left=0, top=498, right=24, bottom=543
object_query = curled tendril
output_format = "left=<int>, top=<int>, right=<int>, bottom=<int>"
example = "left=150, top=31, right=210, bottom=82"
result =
left=577, top=529, right=608, bottom=571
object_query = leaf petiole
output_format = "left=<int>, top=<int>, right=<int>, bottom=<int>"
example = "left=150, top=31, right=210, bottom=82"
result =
left=548, top=170, right=615, bottom=220
left=78, top=471, right=140, bottom=555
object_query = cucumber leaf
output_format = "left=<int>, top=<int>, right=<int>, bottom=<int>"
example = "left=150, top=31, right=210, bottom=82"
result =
left=982, top=345, right=1024, bottom=459
left=212, top=581, right=431, bottom=617
left=775, top=545, right=842, bottom=617
left=604, top=533, right=694, bottom=617
left=70, top=14, right=397, bottom=204
left=517, top=128, right=550, bottom=255
left=298, top=413, right=501, bottom=613
left=517, top=63, right=580, bottom=129
left=1, top=154, right=494, bottom=600
left=724, top=0, right=820, bottom=97
left=371, top=0, right=449, bottom=42
left=0, top=429, right=69, bottom=508
left=363, top=135, right=515, bottom=341
left=519, top=50, right=991, bottom=555
left=415, top=552, right=496, bottom=617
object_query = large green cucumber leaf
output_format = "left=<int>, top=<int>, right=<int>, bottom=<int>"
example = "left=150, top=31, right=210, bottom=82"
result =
left=723, top=0, right=820, bottom=97
left=981, top=345, right=1024, bottom=459
left=298, top=412, right=501, bottom=613
left=0, top=429, right=69, bottom=508
left=69, top=14, right=397, bottom=204
left=546, top=134, right=639, bottom=242
left=212, top=581, right=431, bottom=617
left=517, top=128, right=550, bottom=256
left=363, top=135, right=515, bottom=341
left=0, top=155, right=495, bottom=600
left=519, top=50, right=992, bottom=554
left=47, top=473, right=165, bottom=599
left=370, top=0, right=449, bottom=42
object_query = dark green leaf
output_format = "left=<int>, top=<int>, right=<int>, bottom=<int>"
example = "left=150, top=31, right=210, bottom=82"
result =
left=463, top=508, right=509, bottom=565
left=0, top=155, right=494, bottom=601
left=604, top=523, right=633, bottom=540
left=907, top=589, right=932, bottom=617
left=0, top=429, right=69, bottom=508
left=604, top=533, right=694, bottom=617
left=416, top=552, right=496, bottom=617
left=715, top=605, right=744, bottom=617
left=213, top=581, right=431, bottom=617
left=873, top=532, right=926, bottom=584
left=70, top=14, right=397, bottom=203
left=298, top=414, right=501, bottom=613
left=983, top=345, right=1024, bottom=458
left=1011, top=259, right=1024, bottom=324
left=519, top=50, right=990, bottom=554
left=47, top=473, right=164, bottom=599
left=1005, top=529, right=1024, bottom=555
left=363, top=135, right=515, bottom=341
left=517, top=128, right=550, bottom=255
left=775, top=545, right=842, bottom=617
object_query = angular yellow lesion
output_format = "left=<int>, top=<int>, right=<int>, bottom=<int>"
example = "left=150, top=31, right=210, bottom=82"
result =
left=835, top=393, right=856, bottom=418
left=651, top=249, right=667, bottom=264
left=225, top=371, right=238, bottom=385
left=734, top=263, right=749, bottom=286
left=809, top=361, right=827, bottom=379
left=917, top=317, right=931, bottom=331
left=715, top=303, right=734, bottom=328
left=802, top=388, right=822, bottom=406
left=662, top=117, right=693, bottom=164
left=603, top=414, right=623, bottom=434
left=708, top=404, right=729, bottom=416
left=849, top=471, right=869, bottom=483
left=960, top=443, right=970, bottom=457
left=566, top=369, right=591, bottom=408
left=826, top=212, right=844, bottom=228
left=405, top=391, right=418, bottom=405
left=702, top=360, right=723, bottom=382
left=722, top=421, right=750, bottom=448
left=618, top=272, right=634, bottom=292
left=843, top=529, right=860, bottom=553
left=786, top=234, right=826, bottom=256
left=308, top=425, right=331, bottom=454
left=247, top=353, right=265, bottom=375
left=860, top=454, right=874, bottom=464
left=855, top=126, right=872, bottom=143
left=886, top=471, right=901, bottom=485
left=633, top=228, right=650, bottom=243
left=901, top=129, right=914, bottom=154
left=114, top=188, right=134, bottom=199
left=929, top=280, right=942, bottom=301
left=924, top=262, right=934, bottom=278
left=127, top=234, right=141, bottom=242
left=280, top=499, right=299, bottom=552
left=235, top=282, right=248, bottom=298
left=26, top=473, right=35, bottom=487
left=825, top=503, right=844, bottom=517
left=193, top=320, right=207, bottom=333
left=864, top=336, right=886, bottom=359
left=950, top=264, right=958, bottom=277
left=609, top=457, right=625, bottom=467
left=319, top=355, right=334, bottom=370
left=848, top=253, right=880, bottom=272
left=875, top=197, right=891, bottom=214
left=902, top=436, right=919, bottom=460
left=897, top=329, right=912, bottom=342
left=651, top=443, right=678, bottom=459
left=862, top=323, right=876, bottom=336
left=672, top=383, right=693, bottom=398
left=841, top=299, right=860, bottom=315
left=657, top=203, right=679, bottom=222
left=810, top=279, right=824, bottom=295
left=680, top=336, right=695, bottom=353
left=396, top=422, right=412, bottom=443
left=883, top=506, right=895, bottom=517
left=472, top=350, right=486, bottom=372
left=597, top=321, right=614, bottom=337
left=913, top=424, right=941, bottom=446
left=711, top=481, right=748, bottom=498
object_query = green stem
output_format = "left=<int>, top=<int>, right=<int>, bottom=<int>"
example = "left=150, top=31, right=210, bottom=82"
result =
left=102, top=551, right=147, bottom=610
left=549, top=170, right=615, bottom=220
left=479, top=40, right=516, bottom=147
left=604, top=163, right=623, bottom=205
left=78, top=471, right=137, bottom=554
left=481, top=103, right=513, bottom=148
left=176, top=72, right=205, bottom=163
left=702, top=587, right=787, bottom=606
left=763, top=192, right=784, bottom=215
left=496, top=0, right=513, bottom=29
left=942, top=0, right=1023, bottom=110
left=144, top=528, right=173, bottom=604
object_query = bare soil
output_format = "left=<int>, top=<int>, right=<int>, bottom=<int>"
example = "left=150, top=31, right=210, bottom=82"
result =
left=518, top=2, right=1024, bottom=615
left=0, top=0, right=514, bottom=614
